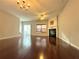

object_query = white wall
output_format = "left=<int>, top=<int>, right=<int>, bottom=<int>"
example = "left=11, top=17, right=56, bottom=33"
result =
left=0, top=10, right=20, bottom=38
left=58, top=0, right=79, bottom=47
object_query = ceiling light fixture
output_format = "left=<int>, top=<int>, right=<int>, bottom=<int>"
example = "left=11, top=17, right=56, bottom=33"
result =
left=17, top=0, right=48, bottom=20
left=17, top=0, right=31, bottom=10
left=38, top=12, right=48, bottom=20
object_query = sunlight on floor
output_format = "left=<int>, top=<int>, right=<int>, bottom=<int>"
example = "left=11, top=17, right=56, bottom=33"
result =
left=36, top=37, right=47, bottom=47
left=23, top=36, right=31, bottom=48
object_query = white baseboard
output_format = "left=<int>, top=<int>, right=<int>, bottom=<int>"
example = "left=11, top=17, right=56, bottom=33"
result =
left=0, top=34, right=21, bottom=40
left=61, top=38, right=79, bottom=50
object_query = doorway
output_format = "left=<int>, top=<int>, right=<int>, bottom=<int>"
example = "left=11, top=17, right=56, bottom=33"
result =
left=22, top=24, right=32, bottom=47
left=23, top=24, right=31, bottom=37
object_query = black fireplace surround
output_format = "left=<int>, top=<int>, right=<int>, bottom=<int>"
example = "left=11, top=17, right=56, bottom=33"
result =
left=49, top=29, right=56, bottom=45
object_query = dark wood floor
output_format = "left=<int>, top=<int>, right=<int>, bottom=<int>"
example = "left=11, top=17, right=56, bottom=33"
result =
left=58, top=38, right=79, bottom=59
left=0, top=36, right=57, bottom=59
left=0, top=36, right=79, bottom=59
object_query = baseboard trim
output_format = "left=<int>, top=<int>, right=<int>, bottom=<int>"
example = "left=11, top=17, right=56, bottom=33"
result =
left=0, top=34, right=21, bottom=40
left=61, top=38, right=79, bottom=50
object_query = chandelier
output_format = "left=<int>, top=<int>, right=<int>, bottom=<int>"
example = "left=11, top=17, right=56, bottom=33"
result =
left=17, top=0, right=31, bottom=10
left=16, top=0, right=48, bottom=20
left=38, top=12, right=48, bottom=20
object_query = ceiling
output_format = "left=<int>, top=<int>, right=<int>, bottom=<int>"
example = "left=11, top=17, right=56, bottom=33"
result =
left=0, top=0, right=68, bottom=21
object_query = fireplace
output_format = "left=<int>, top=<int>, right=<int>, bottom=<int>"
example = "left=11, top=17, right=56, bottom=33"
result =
left=49, top=29, right=56, bottom=45
left=49, top=29, right=56, bottom=38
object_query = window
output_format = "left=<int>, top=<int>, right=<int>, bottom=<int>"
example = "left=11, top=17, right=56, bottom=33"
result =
left=36, top=24, right=46, bottom=32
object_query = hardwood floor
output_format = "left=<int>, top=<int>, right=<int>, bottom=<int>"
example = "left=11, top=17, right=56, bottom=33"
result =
left=0, top=36, right=57, bottom=59
left=58, top=38, right=79, bottom=59
left=0, top=36, right=79, bottom=59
